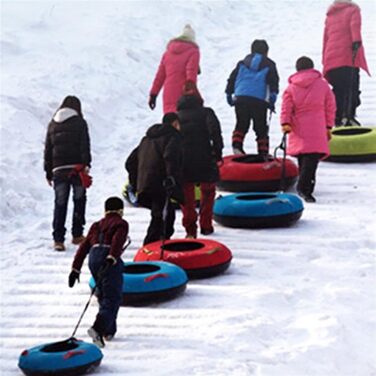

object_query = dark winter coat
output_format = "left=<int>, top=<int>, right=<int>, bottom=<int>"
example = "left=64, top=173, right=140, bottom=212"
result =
left=177, top=95, right=224, bottom=183
left=126, top=123, right=184, bottom=205
left=226, top=53, right=279, bottom=105
left=72, top=213, right=129, bottom=271
left=44, top=108, right=91, bottom=180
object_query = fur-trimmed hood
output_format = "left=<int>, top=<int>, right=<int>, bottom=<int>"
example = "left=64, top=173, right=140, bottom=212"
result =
left=53, top=108, right=79, bottom=122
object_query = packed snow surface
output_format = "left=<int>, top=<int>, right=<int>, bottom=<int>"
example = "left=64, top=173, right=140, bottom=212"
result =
left=1, top=1, right=376, bottom=375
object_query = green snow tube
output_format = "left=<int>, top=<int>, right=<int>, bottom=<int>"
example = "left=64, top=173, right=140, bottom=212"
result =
left=326, top=126, right=376, bottom=163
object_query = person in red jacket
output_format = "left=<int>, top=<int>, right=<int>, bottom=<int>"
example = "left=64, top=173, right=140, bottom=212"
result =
left=68, top=197, right=129, bottom=348
left=281, top=57, right=336, bottom=203
left=322, top=0, right=370, bottom=126
left=148, top=24, right=200, bottom=114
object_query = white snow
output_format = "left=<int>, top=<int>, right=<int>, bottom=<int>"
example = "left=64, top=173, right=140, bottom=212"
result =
left=1, top=1, right=376, bottom=375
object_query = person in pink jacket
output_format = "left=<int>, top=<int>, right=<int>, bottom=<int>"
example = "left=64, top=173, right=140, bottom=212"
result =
left=281, top=57, right=336, bottom=203
left=322, top=0, right=370, bottom=126
left=148, top=25, right=200, bottom=114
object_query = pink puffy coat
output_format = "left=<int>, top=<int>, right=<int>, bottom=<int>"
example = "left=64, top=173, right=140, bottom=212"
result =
left=280, top=69, right=336, bottom=157
left=322, top=1, right=370, bottom=77
left=150, top=39, right=200, bottom=113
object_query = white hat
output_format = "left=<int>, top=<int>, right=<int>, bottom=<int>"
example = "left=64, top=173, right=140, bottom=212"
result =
left=181, top=24, right=196, bottom=42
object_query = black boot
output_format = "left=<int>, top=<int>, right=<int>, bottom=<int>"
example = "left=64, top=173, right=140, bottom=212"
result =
left=257, top=137, right=269, bottom=159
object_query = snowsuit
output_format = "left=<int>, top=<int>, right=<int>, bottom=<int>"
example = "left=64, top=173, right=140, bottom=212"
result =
left=226, top=53, right=279, bottom=154
left=177, top=95, right=224, bottom=237
left=280, top=68, right=336, bottom=196
left=322, top=0, right=370, bottom=124
left=126, top=123, right=184, bottom=245
left=72, top=213, right=129, bottom=337
left=44, top=108, right=91, bottom=243
left=150, top=38, right=200, bottom=113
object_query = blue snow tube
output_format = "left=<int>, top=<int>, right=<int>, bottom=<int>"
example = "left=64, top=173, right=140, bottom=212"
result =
left=213, top=192, right=304, bottom=228
left=18, top=338, right=102, bottom=376
left=89, top=261, right=188, bottom=306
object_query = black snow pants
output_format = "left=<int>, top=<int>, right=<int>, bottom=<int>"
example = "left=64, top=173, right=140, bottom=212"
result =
left=297, top=154, right=322, bottom=195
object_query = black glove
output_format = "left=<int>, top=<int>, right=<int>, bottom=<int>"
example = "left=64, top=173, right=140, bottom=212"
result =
left=148, top=95, right=157, bottom=110
left=226, top=93, right=235, bottom=107
left=68, top=270, right=80, bottom=288
left=163, top=176, right=176, bottom=194
left=352, top=41, right=361, bottom=52
left=96, top=257, right=115, bottom=281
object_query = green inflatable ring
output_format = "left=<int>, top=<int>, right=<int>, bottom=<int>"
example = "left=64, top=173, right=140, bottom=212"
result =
left=326, top=126, right=376, bottom=163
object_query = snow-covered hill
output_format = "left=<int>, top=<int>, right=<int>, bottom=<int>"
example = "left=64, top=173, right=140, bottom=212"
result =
left=1, top=1, right=376, bottom=375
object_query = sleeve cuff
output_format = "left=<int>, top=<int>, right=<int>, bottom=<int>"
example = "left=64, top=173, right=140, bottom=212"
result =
left=107, top=255, right=117, bottom=265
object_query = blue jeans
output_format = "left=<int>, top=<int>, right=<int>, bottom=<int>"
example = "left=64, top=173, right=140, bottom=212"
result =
left=89, top=245, right=123, bottom=336
left=52, top=174, right=86, bottom=242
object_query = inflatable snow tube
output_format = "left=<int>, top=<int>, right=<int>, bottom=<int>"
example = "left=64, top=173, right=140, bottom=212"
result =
left=134, top=239, right=232, bottom=279
left=18, top=338, right=102, bottom=376
left=217, top=154, right=299, bottom=192
left=326, top=126, right=376, bottom=163
left=122, top=181, right=201, bottom=208
left=89, top=261, right=188, bottom=306
left=213, top=192, right=304, bottom=228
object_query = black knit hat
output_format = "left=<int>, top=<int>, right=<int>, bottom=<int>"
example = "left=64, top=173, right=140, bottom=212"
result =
left=162, top=112, right=180, bottom=126
left=251, top=39, right=269, bottom=55
left=105, top=197, right=124, bottom=212
left=296, top=56, right=314, bottom=71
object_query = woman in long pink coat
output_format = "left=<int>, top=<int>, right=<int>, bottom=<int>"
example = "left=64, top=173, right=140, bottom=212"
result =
left=281, top=57, right=336, bottom=203
left=148, top=25, right=200, bottom=114
left=322, top=0, right=370, bottom=126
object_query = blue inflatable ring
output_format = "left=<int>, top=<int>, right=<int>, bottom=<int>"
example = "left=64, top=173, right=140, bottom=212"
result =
left=213, top=192, right=304, bottom=228
left=18, top=338, right=102, bottom=376
left=89, top=261, right=188, bottom=306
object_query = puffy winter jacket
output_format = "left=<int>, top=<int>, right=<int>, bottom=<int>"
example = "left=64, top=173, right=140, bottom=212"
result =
left=150, top=39, right=200, bottom=113
left=72, top=213, right=129, bottom=272
left=226, top=53, right=279, bottom=104
left=177, top=95, right=224, bottom=183
left=280, top=69, right=336, bottom=157
left=127, top=123, right=184, bottom=205
left=322, top=1, right=369, bottom=77
left=44, top=108, right=91, bottom=180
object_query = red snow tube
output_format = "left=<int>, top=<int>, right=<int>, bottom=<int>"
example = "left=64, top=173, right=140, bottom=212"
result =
left=134, top=239, right=232, bottom=279
left=217, top=154, right=298, bottom=192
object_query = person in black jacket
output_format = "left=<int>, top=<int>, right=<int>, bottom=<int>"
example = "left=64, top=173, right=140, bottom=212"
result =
left=44, top=96, right=91, bottom=251
left=177, top=83, right=224, bottom=237
left=226, top=39, right=279, bottom=155
left=126, top=113, right=184, bottom=245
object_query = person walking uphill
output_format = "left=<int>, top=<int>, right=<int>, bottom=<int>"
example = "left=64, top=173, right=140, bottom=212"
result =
left=126, top=113, right=184, bottom=245
left=69, top=197, right=129, bottom=348
left=177, top=83, right=224, bottom=238
left=149, top=24, right=200, bottom=113
left=280, top=57, right=336, bottom=203
left=226, top=39, right=279, bottom=156
left=322, top=0, right=370, bottom=126
left=44, top=95, right=92, bottom=251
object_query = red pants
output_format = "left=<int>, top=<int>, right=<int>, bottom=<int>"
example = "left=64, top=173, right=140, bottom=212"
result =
left=181, top=182, right=216, bottom=237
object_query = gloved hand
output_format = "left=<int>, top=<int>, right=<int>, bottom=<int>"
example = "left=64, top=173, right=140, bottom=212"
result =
left=163, top=176, right=176, bottom=194
left=148, top=94, right=157, bottom=110
left=97, top=257, right=116, bottom=281
left=268, top=92, right=277, bottom=112
left=226, top=93, right=235, bottom=107
left=281, top=124, right=292, bottom=134
left=68, top=270, right=80, bottom=288
left=352, top=41, right=361, bottom=52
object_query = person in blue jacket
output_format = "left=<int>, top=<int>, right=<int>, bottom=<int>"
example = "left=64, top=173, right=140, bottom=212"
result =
left=225, top=39, right=279, bottom=155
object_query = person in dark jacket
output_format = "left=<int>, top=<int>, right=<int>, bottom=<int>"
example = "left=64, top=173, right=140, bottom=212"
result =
left=69, top=196, right=129, bottom=348
left=44, top=96, right=91, bottom=251
left=126, top=113, right=184, bottom=245
left=177, top=83, right=224, bottom=237
left=226, top=39, right=279, bottom=155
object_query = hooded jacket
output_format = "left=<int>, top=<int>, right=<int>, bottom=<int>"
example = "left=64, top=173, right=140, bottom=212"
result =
left=280, top=69, right=336, bottom=156
left=150, top=39, right=200, bottom=113
left=322, top=0, right=369, bottom=77
left=126, top=123, right=183, bottom=205
left=44, top=108, right=91, bottom=180
left=177, top=95, right=223, bottom=183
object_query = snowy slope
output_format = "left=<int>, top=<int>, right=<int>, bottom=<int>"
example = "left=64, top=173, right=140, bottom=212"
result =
left=1, top=1, right=376, bottom=375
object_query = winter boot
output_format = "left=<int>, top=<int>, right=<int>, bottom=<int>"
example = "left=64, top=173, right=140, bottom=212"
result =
left=54, top=242, right=65, bottom=251
left=232, top=141, right=245, bottom=155
left=88, top=327, right=105, bottom=348
left=232, top=130, right=246, bottom=155
left=72, top=236, right=85, bottom=245
left=257, top=137, right=269, bottom=158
